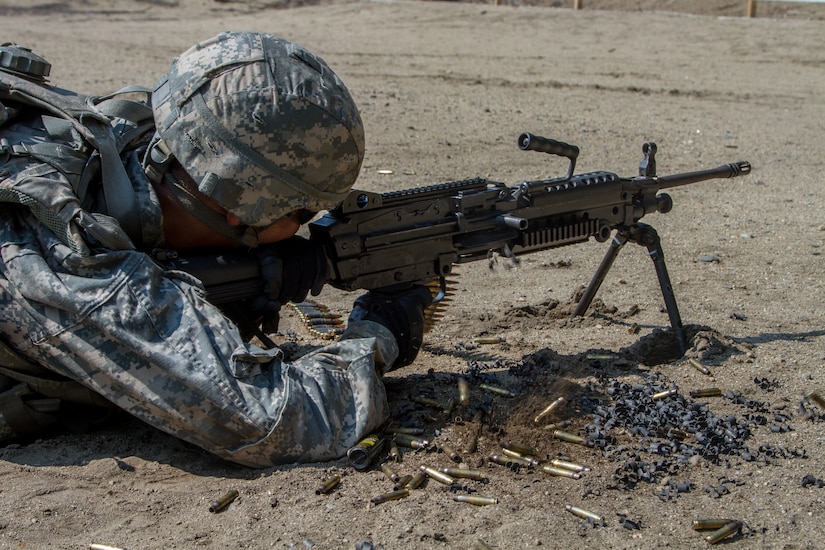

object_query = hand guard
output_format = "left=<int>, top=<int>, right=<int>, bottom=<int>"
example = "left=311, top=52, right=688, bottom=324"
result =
left=348, top=284, right=433, bottom=369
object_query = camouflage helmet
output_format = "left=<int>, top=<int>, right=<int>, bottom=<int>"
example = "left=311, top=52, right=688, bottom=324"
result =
left=148, top=31, right=364, bottom=230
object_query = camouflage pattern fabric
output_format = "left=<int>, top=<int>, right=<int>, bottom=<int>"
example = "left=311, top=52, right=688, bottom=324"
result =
left=151, top=31, right=365, bottom=228
left=0, top=138, right=397, bottom=468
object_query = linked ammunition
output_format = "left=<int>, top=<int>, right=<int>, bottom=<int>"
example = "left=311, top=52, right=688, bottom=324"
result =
left=473, top=336, right=504, bottom=345
left=705, top=520, right=742, bottom=544
left=550, top=459, right=590, bottom=472
left=315, top=475, right=341, bottom=495
left=406, top=470, right=427, bottom=490
left=501, top=449, right=539, bottom=467
left=692, top=518, right=737, bottom=531
left=552, top=430, right=589, bottom=446
left=420, top=465, right=455, bottom=485
left=440, top=444, right=462, bottom=463
left=370, top=488, right=410, bottom=505
left=689, top=358, right=711, bottom=375
left=457, top=377, right=470, bottom=406
left=479, top=383, right=517, bottom=398
left=394, top=474, right=413, bottom=490
left=565, top=504, right=604, bottom=523
left=808, top=392, right=825, bottom=410
left=689, top=388, right=722, bottom=398
left=542, top=465, right=581, bottom=479
left=347, top=434, right=386, bottom=471
left=534, top=396, right=566, bottom=423
left=652, top=389, right=678, bottom=401
left=381, top=462, right=400, bottom=482
left=453, top=494, right=498, bottom=506
left=208, top=489, right=239, bottom=513
left=440, top=468, right=488, bottom=482
left=502, top=441, right=540, bottom=457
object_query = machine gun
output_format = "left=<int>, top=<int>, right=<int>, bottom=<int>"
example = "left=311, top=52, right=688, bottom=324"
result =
left=166, top=133, right=750, bottom=355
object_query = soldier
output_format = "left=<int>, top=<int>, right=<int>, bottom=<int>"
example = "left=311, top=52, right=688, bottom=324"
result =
left=0, top=31, right=431, bottom=467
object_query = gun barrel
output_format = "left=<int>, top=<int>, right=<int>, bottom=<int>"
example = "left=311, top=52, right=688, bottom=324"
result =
left=657, top=161, right=750, bottom=189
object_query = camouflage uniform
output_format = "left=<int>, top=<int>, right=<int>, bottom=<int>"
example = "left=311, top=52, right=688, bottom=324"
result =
left=0, top=34, right=397, bottom=467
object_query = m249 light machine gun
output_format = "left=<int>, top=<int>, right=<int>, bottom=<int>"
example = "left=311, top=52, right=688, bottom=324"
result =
left=308, top=133, right=750, bottom=355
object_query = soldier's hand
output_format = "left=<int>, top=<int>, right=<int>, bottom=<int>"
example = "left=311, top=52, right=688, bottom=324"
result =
left=256, top=235, right=328, bottom=305
left=348, top=284, right=433, bottom=369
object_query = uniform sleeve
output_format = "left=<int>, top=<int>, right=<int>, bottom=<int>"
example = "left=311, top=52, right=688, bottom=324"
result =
left=0, top=210, right=391, bottom=467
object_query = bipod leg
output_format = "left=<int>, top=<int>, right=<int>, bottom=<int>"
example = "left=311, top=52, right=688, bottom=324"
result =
left=573, top=231, right=628, bottom=317
left=634, top=223, right=686, bottom=356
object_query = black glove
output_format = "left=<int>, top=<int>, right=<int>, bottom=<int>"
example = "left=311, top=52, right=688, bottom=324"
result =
left=222, top=236, right=327, bottom=340
left=348, top=284, right=433, bottom=369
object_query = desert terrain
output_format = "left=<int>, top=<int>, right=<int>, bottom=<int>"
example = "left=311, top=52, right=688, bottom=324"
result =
left=0, top=0, right=823, bottom=548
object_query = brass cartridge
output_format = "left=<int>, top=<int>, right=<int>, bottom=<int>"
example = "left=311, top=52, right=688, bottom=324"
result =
left=406, top=470, right=427, bottom=490
left=692, top=518, right=737, bottom=531
left=453, top=495, right=498, bottom=506
left=552, top=430, right=589, bottom=446
left=534, top=396, right=565, bottom=424
left=487, top=454, right=515, bottom=467
left=807, top=392, right=825, bottom=410
left=420, top=465, right=455, bottom=485
left=652, top=389, right=677, bottom=400
left=479, top=383, right=517, bottom=398
left=440, top=444, right=462, bottom=463
left=209, top=489, right=239, bottom=513
left=501, top=448, right=539, bottom=467
left=463, top=432, right=479, bottom=454
left=689, top=358, right=711, bottom=375
left=473, top=336, right=504, bottom=345
left=458, top=377, right=470, bottom=406
left=550, top=459, right=590, bottom=473
left=380, top=462, right=400, bottom=482
left=565, top=504, right=604, bottom=523
left=388, top=439, right=402, bottom=462
left=393, top=474, right=413, bottom=491
left=440, top=468, right=488, bottom=482
left=370, top=488, right=410, bottom=505
left=542, top=465, right=581, bottom=479
left=705, top=520, right=742, bottom=544
left=315, top=475, right=341, bottom=495
left=689, top=388, right=722, bottom=398
left=502, top=441, right=540, bottom=457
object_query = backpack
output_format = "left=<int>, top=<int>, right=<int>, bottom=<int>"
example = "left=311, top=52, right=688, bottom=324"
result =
left=0, top=43, right=157, bottom=439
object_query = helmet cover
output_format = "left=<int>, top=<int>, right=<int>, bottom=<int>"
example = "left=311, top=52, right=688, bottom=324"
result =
left=151, top=31, right=364, bottom=227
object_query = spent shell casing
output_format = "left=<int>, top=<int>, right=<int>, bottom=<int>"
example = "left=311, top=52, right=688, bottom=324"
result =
left=705, top=520, right=742, bottom=544
left=420, top=465, right=455, bottom=485
left=90, top=545, right=127, bottom=550
left=453, top=494, right=498, bottom=506
left=473, top=336, right=504, bottom=345
left=315, top=475, right=341, bottom=495
left=534, top=396, right=565, bottom=423
left=542, top=465, right=581, bottom=479
left=440, top=468, right=488, bottom=482
left=652, top=389, right=678, bottom=401
left=689, top=358, right=711, bottom=375
left=474, top=539, right=493, bottom=550
left=553, top=430, right=589, bottom=446
left=550, top=459, right=590, bottom=473
left=440, top=444, right=462, bottom=463
left=414, top=396, right=447, bottom=409
left=487, top=454, right=515, bottom=467
left=479, top=383, right=517, bottom=398
left=807, top=392, right=825, bottom=410
left=209, top=489, right=239, bottom=513
left=394, top=433, right=430, bottom=450
left=586, top=353, right=616, bottom=361
left=565, top=504, right=604, bottom=523
left=381, top=462, right=400, bottom=482
left=347, top=433, right=386, bottom=471
left=628, top=322, right=639, bottom=334
left=370, top=488, right=410, bottom=505
left=689, top=388, right=722, bottom=398
left=406, top=470, right=427, bottom=490
left=392, top=426, right=426, bottom=436
left=457, top=377, right=470, bottom=406
left=502, top=441, right=540, bottom=457
left=463, top=432, right=479, bottom=454
left=394, top=474, right=413, bottom=491
left=388, top=439, right=402, bottom=462
left=501, top=448, right=539, bottom=467
left=692, top=518, right=737, bottom=531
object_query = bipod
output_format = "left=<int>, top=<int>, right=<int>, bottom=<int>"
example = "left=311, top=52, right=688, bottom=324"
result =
left=572, top=222, right=686, bottom=356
